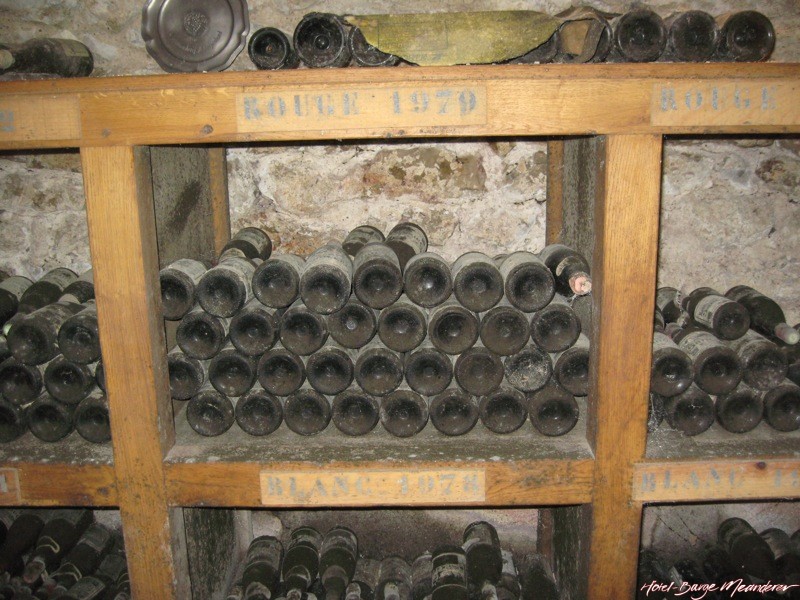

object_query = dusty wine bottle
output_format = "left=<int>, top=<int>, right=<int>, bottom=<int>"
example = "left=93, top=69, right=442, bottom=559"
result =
left=454, top=344, right=504, bottom=396
left=651, top=331, right=694, bottom=398
left=284, top=386, right=331, bottom=435
left=74, top=392, right=111, bottom=443
left=49, top=522, right=114, bottom=592
left=682, top=287, right=750, bottom=341
left=299, top=243, right=353, bottom=315
left=196, top=251, right=257, bottom=318
left=411, top=552, right=432, bottom=600
left=348, top=27, right=400, bottom=67
left=612, top=8, right=667, bottom=62
left=381, top=386, right=428, bottom=438
left=209, top=342, right=257, bottom=397
left=159, top=258, right=208, bottom=321
left=342, top=225, right=385, bottom=257
left=176, top=306, right=230, bottom=360
left=653, top=307, right=666, bottom=333
left=499, top=252, right=555, bottom=313
left=353, top=243, right=403, bottom=310
left=319, top=527, right=358, bottom=600
left=354, top=337, right=403, bottom=396
left=235, top=388, right=283, bottom=436
left=242, top=536, right=284, bottom=600
left=671, top=327, right=742, bottom=395
left=504, top=345, right=553, bottom=393
left=0, top=511, right=46, bottom=577
left=538, top=245, right=591, bottom=297
left=479, top=385, right=528, bottom=434
left=661, top=383, right=715, bottom=437
left=294, top=13, right=352, bottom=68
left=715, top=382, right=763, bottom=434
left=463, top=522, right=503, bottom=596
left=655, top=287, right=684, bottom=324
left=27, top=393, right=75, bottom=442
left=257, top=343, right=306, bottom=396
left=718, top=517, right=777, bottom=582
left=283, top=527, right=323, bottom=600
left=725, top=285, right=799, bottom=345
left=378, top=296, right=427, bottom=353
left=760, top=528, right=800, bottom=585
left=95, top=361, right=105, bottom=392
left=529, top=294, right=581, bottom=353
left=222, top=227, right=272, bottom=261
left=761, top=380, right=800, bottom=433
left=7, top=298, right=84, bottom=365
left=280, top=300, right=329, bottom=355
left=57, top=300, right=100, bottom=364
left=431, top=546, right=468, bottom=600
left=526, top=382, right=579, bottom=437
left=727, top=329, right=787, bottom=390
left=451, top=252, right=504, bottom=313
left=229, top=298, right=279, bottom=357
left=0, top=356, right=45, bottom=405
left=0, top=276, right=32, bottom=327
left=0, top=38, right=93, bottom=77
left=377, top=557, right=411, bottom=600
left=496, top=550, right=521, bottom=600
left=249, top=27, right=299, bottom=70
left=13, top=268, right=76, bottom=318
left=716, top=11, right=775, bottom=62
left=347, top=558, right=380, bottom=600
left=186, top=383, right=235, bottom=437
left=385, top=223, right=428, bottom=271
left=403, top=252, right=453, bottom=308
left=43, top=355, right=96, bottom=405
left=429, top=385, right=478, bottom=436
left=332, top=386, right=379, bottom=436
left=327, top=299, right=378, bottom=349
left=404, top=340, right=454, bottom=397
left=0, top=397, right=27, bottom=442
left=479, top=301, right=530, bottom=357
left=306, top=340, right=355, bottom=396
left=253, top=253, right=305, bottom=308
left=664, top=11, right=719, bottom=62
left=427, top=297, right=479, bottom=356
left=167, top=348, right=207, bottom=400
left=22, top=509, right=93, bottom=587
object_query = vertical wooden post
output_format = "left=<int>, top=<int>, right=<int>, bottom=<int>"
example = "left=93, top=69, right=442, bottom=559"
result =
left=587, top=135, right=662, bottom=599
left=81, top=146, right=189, bottom=599
left=208, top=147, right=231, bottom=255
left=545, top=140, right=565, bottom=244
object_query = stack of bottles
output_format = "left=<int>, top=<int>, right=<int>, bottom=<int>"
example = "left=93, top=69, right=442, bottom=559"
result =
left=225, top=520, right=558, bottom=600
left=0, top=509, right=129, bottom=600
left=246, top=8, right=775, bottom=71
left=649, top=286, right=800, bottom=437
left=638, top=517, right=800, bottom=599
left=0, top=269, right=109, bottom=445
left=162, top=224, right=593, bottom=439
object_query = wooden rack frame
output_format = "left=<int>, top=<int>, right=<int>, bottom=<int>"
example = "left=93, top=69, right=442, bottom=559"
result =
left=1, top=63, right=799, bottom=599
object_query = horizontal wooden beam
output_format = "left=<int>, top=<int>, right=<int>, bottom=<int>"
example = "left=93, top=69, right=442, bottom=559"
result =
left=0, top=464, right=117, bottom=506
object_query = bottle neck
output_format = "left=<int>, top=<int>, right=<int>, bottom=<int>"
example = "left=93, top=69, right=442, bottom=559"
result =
left=0, top=49, right=13, bottom=71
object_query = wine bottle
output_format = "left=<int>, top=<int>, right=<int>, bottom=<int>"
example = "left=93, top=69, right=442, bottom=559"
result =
left=716, top=11, right=775, bottom=62
left=0, top=336, right=8, bottom=363
left=27, top=393, right=75, bottom=442
left=22, top=510, right=93, bottom=587
left=159, top=258, right=208, bottom=321
left=0, top=512, right=46, bottom=576
left=306, top=340, right=355, bottom=396
left=242, top=536, right=284, bottom=600
left=167, top=348, right=207, bottom=400
left=299, top=243, right=353, bottom=315
left=253, top=254, right=305, bottom=309
left=283, top=527, right=323, bottom=600
left=280, top=300, right=329, bottom=356
left=431, top=545, right=469, bottom=600
left=293, top=13, right=352, bottom=68
left=57, top=301, right=100, bottom=364
left=95, top=361, right=105, bottom=392
left=762, top=380, right=800, bottom=433
left=59, top=576, right=109, bottom=599
left=0, top=38, right=93, bottom=77
left=662, top=383, right=715, bottom=437
left=0, top=398, right=27, bottom=442
left=410, top=553, right=432, bottom=600
left=518, top=554, right=558, bottom=600
left=346, top=558, right=380, bottom=600
left=671, top=327, right=743, bottom=395
left=74, top=392, right=111, bottom=443
left=513, top=30, right=559, bottom=64
left=725, top=285, right=799, bottom=345
left=527, top=382, right=579, bottom=437
left=655, top=287, right=685, bottom=325
left=248, top=27, right=300, bottom=70
left=376, top=557, right=411, bottom=600
left=228, top=298, right=279, bottom=357
left=404, top=340, right=454, bottom=397
left=650, top=332, right=694, bottom=398
left=529, top=294, right=581, bottom=353
left=319, top=527, right=358, bottom=600
left=7, top=299, right=84, bottom=365
left=452, top=252, right=504, bottom=313
left=381, top=386, right=428, bottom=438
left=43, top=356, right=96, bottom=405
left=648, top=392, right=665, bottom=433
left=718, top=517, right=777, bottom=582
left=14, top=268, right=77, bottom=317
left=0, top=356, right=45, bottom=405
left=348, top=27, right=400, bottom=67
left=454, top=344, right=504, bottom=396
left=327, top=299, right=378, bottom=349
left=403, top=252, right=453, bottom=309
left=479, top=385, right=528, bottom=434
left=653, top=307, right=665, bottom=333
left=760, top=528, right=800, bottom=587
left=257, top=344, right=306, bottom=396
left=208, top=342, right=257, bottom=397
left=498, top=252, right=555, bottom=313
left=504, top=345, right=553, bottom=393
left=462, top=522, right=502, bottom=597
left=222, top=227, right=272, bottom=261
left=176, top=306, right=230, bottom=360
left=664, top=11, right=719, bottom=62
left=378, top=296, right=427, bottom=353
left=235, top=388, right=283, bottom=436
left=613, top=8, right=667, bottom=62
left=186, top=383, right=235, bottom=437
left=284, top=386, right=331, bottom=435
left=496, top=550, right=521, bottom=600
left=715, top=383, right=763, bottom=434
left=332, top=386, right=379, bottom=436
left=353, top=243, right=403, bottom=310
left=49, top=522, right=114, bottom=593
left=727, top=329, right=788, bottom=390
left=682, top=287, right=750, bottom=341
left=342, top=226, right=385, bottom=257
left=354, top=338, right=403, bottom=396
left=479, top=301, right=530, bottom=357
left=537, top=245, right=591, bottom=296
left=429, top=385, right=478, bottom=436
left=0, top=276, right=32, bottom=327
left=196, top=251, right=257, bottom=318
left=385, top=223, right=428, bottom=271
left=60, top=269, right=94, bottom=304
left=427, top=298, right=479, bottom=356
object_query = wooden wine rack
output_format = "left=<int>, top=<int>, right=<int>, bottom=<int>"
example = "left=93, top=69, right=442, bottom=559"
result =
left=1, top=63, right=799, bottom=599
